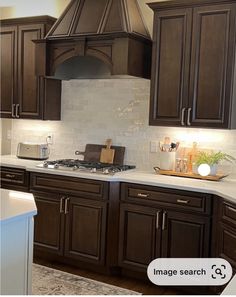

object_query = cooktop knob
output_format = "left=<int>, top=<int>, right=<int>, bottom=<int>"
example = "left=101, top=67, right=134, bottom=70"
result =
left=103, top=168, right=110, bottom=175
left=43, top=161, right=48, bottom=168
left=91, top=168, right=97, bottom=173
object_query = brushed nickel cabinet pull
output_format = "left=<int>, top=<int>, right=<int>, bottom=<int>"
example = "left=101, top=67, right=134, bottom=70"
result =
left=5, top=174, right=16, bottom=179
left=228, top=206, right=236, bottom=214
left=65, top=197, right=70, bottom=214
left=15, top=104, right=20, bottom=118
left=156, top=211, right=161, bottom=229
left=181, top=108, right=186, bottom=126
left=162, top=211, right=167, bottom=230
left=137, top=193, right=149, bottom=198
left=12, top=104, right=16, bottom=118
left=177, top=199, right=190, bottom=204
left=187, top=108, right=192, bottom=126
left=60, top=197, right=65, bottom=213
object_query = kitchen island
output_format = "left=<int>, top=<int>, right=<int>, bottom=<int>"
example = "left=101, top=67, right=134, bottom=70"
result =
left=0, top=188, right=37, bottom=295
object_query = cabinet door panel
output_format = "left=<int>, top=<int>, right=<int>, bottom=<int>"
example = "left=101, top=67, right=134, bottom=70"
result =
left=218, top=223, right=236, bottom=270
left=149, top=8, right=191, bottom=126
left=34, top=192, right=64, bottom=255
left=64, top=197, right=107, bottom=265
left=118, top=204, right=161, bottom=272
left=189, top=4, right=236, bottom=128
left=162, top=211, right=210, bottom=258
left=0, top=26, right=17, bottom=118
left=18, top=24, right=44, bottom=118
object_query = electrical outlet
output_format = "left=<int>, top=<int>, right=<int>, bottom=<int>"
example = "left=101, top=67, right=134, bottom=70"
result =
left=150, top=141, right=159, bottom=153
left=46, top=133, right=53, bottom=145
left=7, top=130, right=12, bottom=140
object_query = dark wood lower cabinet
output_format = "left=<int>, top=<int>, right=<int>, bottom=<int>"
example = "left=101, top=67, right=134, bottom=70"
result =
left=0, top=166, right=29, bottom=192
left=119, top=202, right=211, bottom=273
left=64, top=197, right=107, bottom=265
left=118, top=203, right=161, bottom=272
left=217, top=199, right=236, bottom=271
left=161, top=210, right=210, bottom=258
left=34, top=192, right=65, bottom=255
left=218, top=223, right=236, bottom=270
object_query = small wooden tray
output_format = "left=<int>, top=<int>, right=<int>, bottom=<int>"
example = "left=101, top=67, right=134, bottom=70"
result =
left=154, top=167, right=227, bottom=181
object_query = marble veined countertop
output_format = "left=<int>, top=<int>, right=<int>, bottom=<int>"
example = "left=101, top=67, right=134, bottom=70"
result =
left=1, top=155, right=236, bottom=204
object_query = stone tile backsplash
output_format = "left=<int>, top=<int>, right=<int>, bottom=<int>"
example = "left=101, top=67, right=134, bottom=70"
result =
left=8, top=79, right=236, bottom=172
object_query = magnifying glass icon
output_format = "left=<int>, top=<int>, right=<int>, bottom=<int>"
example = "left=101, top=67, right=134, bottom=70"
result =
left=215, top=268, right=223, bottom=276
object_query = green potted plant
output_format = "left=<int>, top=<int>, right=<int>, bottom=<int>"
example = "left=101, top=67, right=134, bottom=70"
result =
left=195, top=151, right=236, bottom=176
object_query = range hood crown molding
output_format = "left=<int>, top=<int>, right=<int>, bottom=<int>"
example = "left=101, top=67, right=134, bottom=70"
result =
left=34, top=0, right=152, bottom=79
left=46, top=0, right=151, bottom=40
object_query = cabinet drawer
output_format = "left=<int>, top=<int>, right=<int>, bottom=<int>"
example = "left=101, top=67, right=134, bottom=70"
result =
left=221, top=201, right=236, bottom=228
left=30, top=173, right=108, bottom=200
left=0, top=166, right=29, bottom=191
left=121, top=183, right=211, bottom=214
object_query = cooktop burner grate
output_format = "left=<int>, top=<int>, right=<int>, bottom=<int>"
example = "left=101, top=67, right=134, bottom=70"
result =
left=37, top=159, right=135, bottom=175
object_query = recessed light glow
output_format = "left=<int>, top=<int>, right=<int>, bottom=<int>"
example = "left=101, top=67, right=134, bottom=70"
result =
left=198, top=164, right=211, bottom=177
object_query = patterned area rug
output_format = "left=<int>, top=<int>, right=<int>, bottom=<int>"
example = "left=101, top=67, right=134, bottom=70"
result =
left=32, top=264, right=141, bottom=295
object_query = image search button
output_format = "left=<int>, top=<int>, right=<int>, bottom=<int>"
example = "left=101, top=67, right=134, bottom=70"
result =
left=147, top=258, right=232, bottom=286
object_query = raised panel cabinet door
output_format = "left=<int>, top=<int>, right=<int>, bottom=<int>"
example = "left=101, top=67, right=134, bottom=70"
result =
left=188, top=4, right=236, bottom=128
left=17, top=24, right=45, bottom=119
left=118, top=203, right=161, bottom=273
left=0, top=26, right=17, bottom=118
left=149, top=8, right=192, bottom=126
left=161, top=210, right=210, bottom=258
left=64, top=197, right=107, bottom=265
left=218, top=222, right=236, bottom=270
left=33, top=192, right=65, bottom=255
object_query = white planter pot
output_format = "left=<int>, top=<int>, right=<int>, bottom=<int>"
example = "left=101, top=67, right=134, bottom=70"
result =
left=210, top=164, right=218, bottom=176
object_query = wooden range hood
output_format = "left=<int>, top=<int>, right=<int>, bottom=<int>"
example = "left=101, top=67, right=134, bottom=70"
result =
left=34, top=0, right=152, bottom=79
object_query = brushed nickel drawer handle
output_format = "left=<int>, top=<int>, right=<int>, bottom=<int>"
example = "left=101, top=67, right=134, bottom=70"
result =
left=228, top=206, right=236, bottom=214
left=162, top=211, right=167, bottom=230
left=15, top=104, right=20, bottom=118
left=5, top=174, right=16, bottom=179
left=156, top=211, right=161, bottom=229
left=12, top=104, right=16, bottom=118
left=65, top=197, right=70, bottom=214
left=137, top=193, right=149, bottom=198
left=177, top=199, right=190, bottom=204
left=187, top=108, right=192, bottom=126
left=181, top=108, right=186, bottom=126
left=60, top=197, right=65, bottom=213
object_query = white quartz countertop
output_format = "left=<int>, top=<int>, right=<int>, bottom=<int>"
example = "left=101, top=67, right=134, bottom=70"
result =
left=0, top=188, right=37, bottom=223
left=1, top=155, right=236, bottom=204
left=222, top=274, right=236, bottom=295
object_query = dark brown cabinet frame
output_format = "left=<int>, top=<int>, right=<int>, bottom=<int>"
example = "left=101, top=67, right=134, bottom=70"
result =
left=1, top=167, right=235, bottom=284
left=149, top=0, right=236, bottom=129
left=0, top=16, right=61, bottom=120
left=118, top=183, right=212, bottom=275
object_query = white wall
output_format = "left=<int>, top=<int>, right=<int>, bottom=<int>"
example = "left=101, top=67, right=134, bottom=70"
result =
left=9, top=79, right=236, bottom=172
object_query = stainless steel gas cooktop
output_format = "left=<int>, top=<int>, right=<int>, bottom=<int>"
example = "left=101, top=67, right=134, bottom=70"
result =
left=37, top=159, right=135, bottom=175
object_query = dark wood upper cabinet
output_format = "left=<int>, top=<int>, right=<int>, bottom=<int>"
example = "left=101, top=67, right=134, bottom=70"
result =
left=189, top=4, right=236, bottom=128
left=149, top=0, right=236, bottom=129
left=149, top=8, right=192, bottom=126
left=0, top=16, right=61, bottom=120
left=0, top=26, right=17, bottom=118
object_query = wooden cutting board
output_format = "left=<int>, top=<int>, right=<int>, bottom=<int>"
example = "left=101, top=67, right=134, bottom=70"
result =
left=100, top=139, right=115, bottom=164
left=76, top=144, right=125, bottom=165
